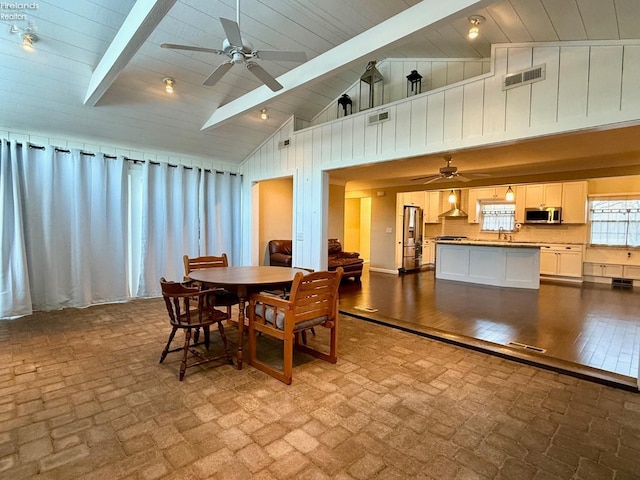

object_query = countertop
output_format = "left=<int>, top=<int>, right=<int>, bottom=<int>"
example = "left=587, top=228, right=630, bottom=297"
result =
left=435, top=239, right=542, bottom=248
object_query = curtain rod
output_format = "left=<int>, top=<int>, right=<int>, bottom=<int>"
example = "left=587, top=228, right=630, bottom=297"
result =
left=10, top=141, right=238, bottom=175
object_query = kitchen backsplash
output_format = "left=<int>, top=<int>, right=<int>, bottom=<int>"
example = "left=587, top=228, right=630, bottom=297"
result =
left=424, top=217, right=588, bottom=244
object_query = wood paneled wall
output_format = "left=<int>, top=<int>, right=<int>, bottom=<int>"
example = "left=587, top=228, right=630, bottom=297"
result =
left=240, top=40, right=640, bottom=271
left=310, top=58, right=491, bottom=126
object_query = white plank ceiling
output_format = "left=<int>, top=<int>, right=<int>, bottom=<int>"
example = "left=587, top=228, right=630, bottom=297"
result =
left=1, top=0, right=639, bottom=166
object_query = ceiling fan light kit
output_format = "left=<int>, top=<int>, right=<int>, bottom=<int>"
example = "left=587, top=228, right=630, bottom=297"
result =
left=160, top=0, right=306, bottom=92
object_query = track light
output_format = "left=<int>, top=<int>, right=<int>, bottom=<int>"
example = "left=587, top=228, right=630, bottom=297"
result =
left=260, top=108, right=268, bottom=120
left=505, top=186, right=515, bottom=202
left=163, top=77, right=175, bottom=93
left=468, top=15, right=484, bottom=40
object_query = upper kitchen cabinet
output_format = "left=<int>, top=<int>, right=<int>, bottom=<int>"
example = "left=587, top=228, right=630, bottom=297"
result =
left=423, top=191, right=441, bottom=223
left=561, top=181, right=588, bottom=223
left=466, top=186, right=520, bottom=224
left=473, top=187, right=502, bottom=200
left=397, top=190, right=440, bottom=223
left=524, top=183, right=563, bottom=209
left=399, top=191, right=424, bottom=209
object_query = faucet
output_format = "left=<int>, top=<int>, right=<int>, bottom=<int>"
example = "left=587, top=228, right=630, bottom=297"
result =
left=498, top=227, right=504, bottom=240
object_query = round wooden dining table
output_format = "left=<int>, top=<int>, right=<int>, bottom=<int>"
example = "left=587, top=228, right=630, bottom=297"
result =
left=188, top=266, right=308, bottom=370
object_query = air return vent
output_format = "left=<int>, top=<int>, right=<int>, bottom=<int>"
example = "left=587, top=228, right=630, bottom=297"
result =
left=368, top=110, right=390, bottom=125
left=502, top=64, right=546, bottom=90
left=278, top=138, right=291, bottom=149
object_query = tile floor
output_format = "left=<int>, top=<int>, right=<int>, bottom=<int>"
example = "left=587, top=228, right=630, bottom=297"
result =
left=1, top=298, right=640, bottom=479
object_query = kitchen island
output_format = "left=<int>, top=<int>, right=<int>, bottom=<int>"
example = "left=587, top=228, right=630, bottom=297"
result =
left=436, top=240, right=541, bottom=289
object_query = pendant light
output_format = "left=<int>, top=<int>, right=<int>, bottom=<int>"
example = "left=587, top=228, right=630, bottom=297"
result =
left=505, top=186, right=515, bottom=202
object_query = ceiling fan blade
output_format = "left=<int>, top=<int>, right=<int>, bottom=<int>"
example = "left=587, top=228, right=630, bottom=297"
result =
left=422, top=176, right=446, bottom=185
left=253, top=50, right=307, bottom=62
left=219, top=17, right=244, bottom=47
left=455, top=175, right=473, bottom=182
left=246, top=61, right=283, bottom=91
left=203, top=61, right=233, bottom=86
left=161, top=43, right=224, bottom=55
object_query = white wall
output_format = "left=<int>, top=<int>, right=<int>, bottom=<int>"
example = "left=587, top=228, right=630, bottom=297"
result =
left=240, top=40, right=640, bottom=271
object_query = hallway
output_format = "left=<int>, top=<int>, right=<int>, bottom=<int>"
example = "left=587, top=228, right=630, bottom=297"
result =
left=338, top=267, right=640, bottom=390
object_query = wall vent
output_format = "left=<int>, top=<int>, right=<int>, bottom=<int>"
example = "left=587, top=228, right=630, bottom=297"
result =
left=502, top=64, right=546, bottom=90
left=368, top=110, right=390, bottom=125
left=278, top=138, right=291, bottom=149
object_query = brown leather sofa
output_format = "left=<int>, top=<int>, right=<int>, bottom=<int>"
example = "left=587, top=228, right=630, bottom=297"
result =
left=268, top=239, right=363, bottom=281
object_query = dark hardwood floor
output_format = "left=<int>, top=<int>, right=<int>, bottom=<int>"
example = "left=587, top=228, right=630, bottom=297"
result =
left=338, top=266, right=640, bottom=389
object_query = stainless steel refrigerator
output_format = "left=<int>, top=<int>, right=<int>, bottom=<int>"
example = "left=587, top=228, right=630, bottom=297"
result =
left=401, top=205, right=423, bottom=272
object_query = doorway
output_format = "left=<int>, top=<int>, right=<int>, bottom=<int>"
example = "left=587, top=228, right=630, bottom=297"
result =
left=344, top=195, right=371, bottom=263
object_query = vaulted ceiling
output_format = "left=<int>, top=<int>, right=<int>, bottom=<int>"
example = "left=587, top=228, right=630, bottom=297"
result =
left=1, top=0, right=639, bottom=173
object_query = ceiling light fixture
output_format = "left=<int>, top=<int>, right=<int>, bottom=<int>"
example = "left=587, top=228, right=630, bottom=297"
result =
left=260, top=109, right=268, bottom=120
left=448, top=190, right=457, bottom=204
left=505, top=186, right=515, bottom=202
left=21, top=32, right=38, bottom=49
left=163, top=77, right=175, bottom=93
left=467, top=15, right=485, bottom=40
left=11, top=23, right=38, bottom=50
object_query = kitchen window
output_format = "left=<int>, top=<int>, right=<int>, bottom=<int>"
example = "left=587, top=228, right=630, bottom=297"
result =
left=480, top=202, right=515, bottom=231
left=589, top=197, right=640, bottom=247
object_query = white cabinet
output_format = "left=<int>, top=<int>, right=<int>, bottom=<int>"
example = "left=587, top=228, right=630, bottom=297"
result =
left=514, top=186, right=526, bottom=223
left=624, top=265, right=640, bottom=280
left=474, top=187, right=502, bottom=200
left=398, top=191, right=424, bottom=208
left=423, top=191, right=441, bottom=223
left=467, top=188, right=479, bottom=223
left=539, top=244, right=583, bottom=278
left=422, top=239, right=436, bottom=265
left=583, top=263, right=624, bottom=278
left=525, top=183, right=563, bottom=208
left=560, top=181, right=588, bottom=223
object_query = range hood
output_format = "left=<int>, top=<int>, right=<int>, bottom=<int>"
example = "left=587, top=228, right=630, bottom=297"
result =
left=438, top=190, right=468, bottom=218
left=439, top=205, right=468, bottom=218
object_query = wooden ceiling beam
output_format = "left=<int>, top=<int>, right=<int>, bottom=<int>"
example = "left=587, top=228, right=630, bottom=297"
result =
left=83, top=0, right=177, bottom=106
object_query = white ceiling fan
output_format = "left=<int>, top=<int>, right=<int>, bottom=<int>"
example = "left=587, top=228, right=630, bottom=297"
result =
left=160, top=0, right=307, bottom=92
left=412, top=154, right=490, bottom=184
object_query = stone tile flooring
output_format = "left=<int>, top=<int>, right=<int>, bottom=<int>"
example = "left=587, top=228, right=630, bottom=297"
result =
left=1, top=298, right=640, bottom=479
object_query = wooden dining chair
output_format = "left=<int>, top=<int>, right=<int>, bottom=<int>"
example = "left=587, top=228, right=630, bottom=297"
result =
left=246, top=267, right=343, bottom=384
left=183, top=254, right=240, bottom=318
left=160, top=278, right=234, bottom=380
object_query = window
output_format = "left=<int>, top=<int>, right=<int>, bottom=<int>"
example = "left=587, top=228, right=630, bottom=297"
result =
left=480, top=202, right=515, bottom=231
left=589, top=198, right=640, bottom=247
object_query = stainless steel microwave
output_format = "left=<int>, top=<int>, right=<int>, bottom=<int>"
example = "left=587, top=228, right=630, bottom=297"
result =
left=524, top=207, right=562, bottom=223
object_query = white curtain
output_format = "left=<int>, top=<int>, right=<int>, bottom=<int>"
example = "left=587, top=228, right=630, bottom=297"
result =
left=200, top=170, right=242, bottom=265
left=0, top=140, right=31, bottom=318
left=135, top=162, right=200, bottom=297
left=4, top=145, right=128, bottom=313
left=1, top=137, right=241, bottom=319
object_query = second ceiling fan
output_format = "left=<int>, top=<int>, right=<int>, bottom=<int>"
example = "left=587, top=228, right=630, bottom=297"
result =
left=412, top=155, right=490, bottom=184
left=161, top=0, right=307, bottom=92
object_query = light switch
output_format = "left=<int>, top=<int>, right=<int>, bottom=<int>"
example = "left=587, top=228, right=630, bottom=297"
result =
left=385, top=227, right=392, bottom=233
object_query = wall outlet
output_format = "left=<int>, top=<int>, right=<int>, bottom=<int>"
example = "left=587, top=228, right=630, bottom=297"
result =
left=385, top=227, right=392, bottom=233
